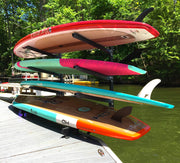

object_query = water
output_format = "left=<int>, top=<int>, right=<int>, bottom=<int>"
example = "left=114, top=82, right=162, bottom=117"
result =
left=93, top=84, right=180, bottom=163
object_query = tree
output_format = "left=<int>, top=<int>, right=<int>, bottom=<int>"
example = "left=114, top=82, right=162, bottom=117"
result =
left=137, top=0, right=180, bottom=84
left=0, top=0, right=179, bottom=85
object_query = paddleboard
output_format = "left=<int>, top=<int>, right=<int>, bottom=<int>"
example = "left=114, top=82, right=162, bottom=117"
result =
left=21, top=81, right=174, bottom=109
left=13, top=95, right=150, bottom=140
left=15, top=58, right=146, bottom=75
left=13, top=20, right=159, bottom=58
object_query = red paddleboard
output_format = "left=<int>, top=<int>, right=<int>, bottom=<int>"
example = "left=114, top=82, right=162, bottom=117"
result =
left=14, top=20, right=159, bottom=58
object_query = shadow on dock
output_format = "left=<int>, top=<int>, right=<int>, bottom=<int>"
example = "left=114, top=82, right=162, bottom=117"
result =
left=8, top=104, right=101, bottom=146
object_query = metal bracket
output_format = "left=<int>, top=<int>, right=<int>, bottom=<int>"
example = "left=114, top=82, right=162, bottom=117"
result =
left=24, top=46, right=58, bottom=58
left=27, top=66, right=60, bottom=77
left=72, top=32, right=111, bottom=56
left=28, top=66, right=64, bottom=96
left=72, top=32, right=114, bottom=107
left=74, top=65, right=112, bottom=80
left=30, top=86, right=61, bottom=94
left=75, top=93, right=112, bottom=103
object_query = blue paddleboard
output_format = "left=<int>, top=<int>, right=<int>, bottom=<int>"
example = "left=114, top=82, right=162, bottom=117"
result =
left=21, top=81, right=174, bottom=109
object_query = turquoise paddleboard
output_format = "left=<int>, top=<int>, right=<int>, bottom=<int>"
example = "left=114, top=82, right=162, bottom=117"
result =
left=21, top=81, right=174, bottom=109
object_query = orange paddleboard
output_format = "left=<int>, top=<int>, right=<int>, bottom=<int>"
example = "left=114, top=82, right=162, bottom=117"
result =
left=13, top=96, right=150, bottom=140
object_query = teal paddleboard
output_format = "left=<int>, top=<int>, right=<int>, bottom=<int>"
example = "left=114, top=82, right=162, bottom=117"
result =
left=15, top=58, right=146, bottom=76
left=21, top=81, right=174, bottom=109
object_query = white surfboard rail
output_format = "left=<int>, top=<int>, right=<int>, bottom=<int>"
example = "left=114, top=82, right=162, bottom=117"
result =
left=0, top=99, right=122, bottom=163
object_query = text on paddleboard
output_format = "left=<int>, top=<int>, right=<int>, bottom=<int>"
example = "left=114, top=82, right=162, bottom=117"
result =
left=31, top=28, right=51, bottom=38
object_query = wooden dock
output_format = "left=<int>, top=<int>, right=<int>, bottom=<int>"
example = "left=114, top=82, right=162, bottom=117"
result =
left=0, top=99, right=122, bottom=163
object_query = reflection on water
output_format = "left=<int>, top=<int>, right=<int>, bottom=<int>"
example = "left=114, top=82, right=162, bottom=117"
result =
left=94, top=84, right=180, bottom=163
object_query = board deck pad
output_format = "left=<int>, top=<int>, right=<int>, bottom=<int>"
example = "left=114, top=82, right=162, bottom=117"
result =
left=21, top=81, right=174, bottom=109
left=13, top=20, right=159, bottom=58
left=13, top=95, right=150, bottom=140
left=15, top=58, right=146, bottom=75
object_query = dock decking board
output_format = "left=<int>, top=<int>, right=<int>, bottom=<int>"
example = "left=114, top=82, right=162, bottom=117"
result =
left=0, top=100, right=122, bottom=163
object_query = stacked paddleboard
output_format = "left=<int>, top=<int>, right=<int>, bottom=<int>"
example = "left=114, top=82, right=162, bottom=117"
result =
left=13, top=19, right=174, bottom=140
left=13, top=20, right=160, bottom=58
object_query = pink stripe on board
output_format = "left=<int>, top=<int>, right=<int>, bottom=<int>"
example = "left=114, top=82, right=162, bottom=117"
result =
left=17, top=61, right=28, bottom=69
left=60, top=59, right=140, bottom=75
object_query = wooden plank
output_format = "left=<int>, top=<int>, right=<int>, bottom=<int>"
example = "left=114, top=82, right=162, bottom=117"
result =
left=0, top=100, right=122, bottom=163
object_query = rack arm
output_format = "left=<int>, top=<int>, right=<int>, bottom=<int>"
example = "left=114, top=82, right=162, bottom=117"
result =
left=72, top=32, right=114, bottom=107
left=74, top=65, right=112, bottom=80
left=72, top=32, right=111, bottom=56
left=27, top=66, right=60, bottom=78
left=24, top=46, right=58, bottom=58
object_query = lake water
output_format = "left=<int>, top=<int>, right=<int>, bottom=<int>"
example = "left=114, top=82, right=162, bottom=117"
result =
left=93, top=84, right=180, bottom=163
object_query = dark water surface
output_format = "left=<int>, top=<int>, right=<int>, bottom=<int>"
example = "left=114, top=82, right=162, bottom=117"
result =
left=93, top=84, right=180, bottom=163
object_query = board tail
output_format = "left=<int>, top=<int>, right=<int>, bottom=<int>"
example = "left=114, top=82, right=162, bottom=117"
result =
left=138, top=79, right=161, bottom=99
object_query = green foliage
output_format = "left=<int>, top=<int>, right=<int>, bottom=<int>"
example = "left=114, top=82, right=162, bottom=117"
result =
left=138, top=0, right=180, bottom=83
left=0, top=0, right=179, bottom=85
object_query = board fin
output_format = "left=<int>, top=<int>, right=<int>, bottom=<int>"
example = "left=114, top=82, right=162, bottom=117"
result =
left=111, top=106, right=132, bottom=122
left=138, top=79, right=161, bottom=99
left=135, top=7, right=154, bottom=22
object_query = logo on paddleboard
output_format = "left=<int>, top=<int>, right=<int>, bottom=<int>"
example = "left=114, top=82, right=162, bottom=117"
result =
left=56, top=114, right=77, bottom=128
left=31, top=27, right=52, bottom=38
left=61, top=119, right=69, bottom=126
left=130, top=29, right=140, bottom=35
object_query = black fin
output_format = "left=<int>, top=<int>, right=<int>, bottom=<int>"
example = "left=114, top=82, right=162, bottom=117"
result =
left=135, top=7, right=154, bottom=22
left=111, top=106, right=132, bottom=122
